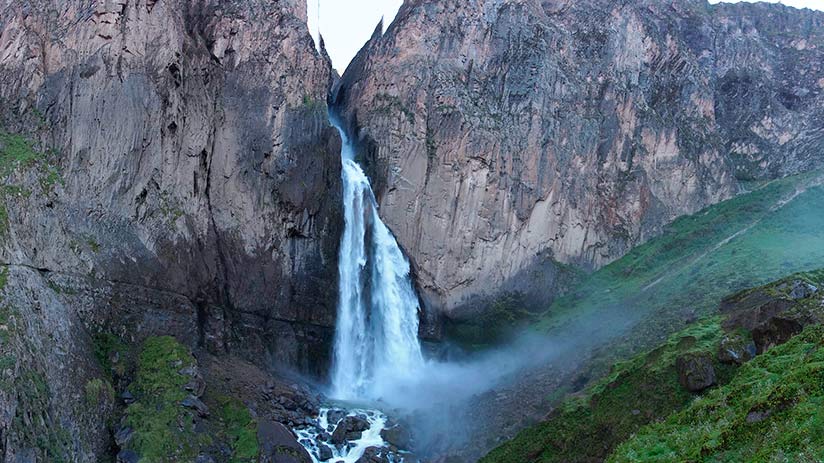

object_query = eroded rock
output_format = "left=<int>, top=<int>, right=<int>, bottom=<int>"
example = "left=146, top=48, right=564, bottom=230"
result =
left=676, top=353, right=716, bottom=392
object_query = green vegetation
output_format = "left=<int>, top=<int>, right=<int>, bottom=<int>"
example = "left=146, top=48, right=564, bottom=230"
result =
left=0, top=266, right=8, bottom=292
left=84, top=378, right=115, bottom=407
left=93, top=332, right=129, bottom=379
left=482, top=318, right=736, bottom=463
left=610, top=324, right=824, bottom=462
left=13, top=369, right=72, bottom=462
left=124, top=336, right=259, bottom=462
left=0, top=130, right=42, bottom=174
left=541, top=171, right=824, bottom=335
left=217, top=395, right=260, bottom=463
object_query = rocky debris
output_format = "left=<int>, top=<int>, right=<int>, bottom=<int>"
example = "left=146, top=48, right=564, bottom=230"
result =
left=380, top=422, right=412, bottom=449
left=117, top=449, right=140, bottom=463
left=181, top=395, right=210, bottom=418
left=718, top=333, right=757, bottom=365
left=331, top=415, right=371, bottom=445
left=335, top=0, right=824, bottom=322
left=676, top=353, right=717, bottom=392
left=326, top=409, right=347, bottom=427
left=788, top=280, right=818, bottom=300
left=753, top=317, right=804, bottom=354
left=114, top=426, right=134, bottom=448
left=258, top=420, right=313, bottom=463
left=355, top=446, right=392, bottom=463
left=318, top=445, right=333, bottom=461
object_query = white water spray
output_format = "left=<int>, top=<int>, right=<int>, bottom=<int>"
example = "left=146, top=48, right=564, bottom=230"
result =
left=330, top=115, right=424, bottom=401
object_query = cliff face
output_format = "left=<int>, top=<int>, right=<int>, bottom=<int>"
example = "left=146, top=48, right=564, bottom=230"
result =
left=334, top=0, right=824, bottom=320
left=0, top=1, right=339, bottom=459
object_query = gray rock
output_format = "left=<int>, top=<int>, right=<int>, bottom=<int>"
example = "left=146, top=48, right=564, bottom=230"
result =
left=331, top=415, right=371, bottom=446
left=117, top=450, right=140, bottom=463
left=318, top=444, right=334, bottom=461
left=181, top=395, right=210, bottom=418
left=789, top=280, right=818, bottom=300
left=676, top=353, right=717, bottom=392
left=258, top=420, right=313, bottom=463
left=718, top=333, right=757, bottom=365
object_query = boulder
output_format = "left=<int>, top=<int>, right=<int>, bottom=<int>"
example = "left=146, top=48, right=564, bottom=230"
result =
left=117, top=450, right=140, bottom=463
left=318, top=444, right=333, bottom=461
left=331, top=415, right=370, bottom=445
left=355, top=447, right=392, bottom=463
left=380, top=423, right=412, bottom=449
left=788, top=280, right=818, bottom=300
left=181, top=395, right=210, bottom=418
left=753, top=317, right=804, bottom=354
left=676, top=353, right=716, bottom=392
left=258, top=420, right=312, bottom=463
left=717, top=333, right=757, bottom=365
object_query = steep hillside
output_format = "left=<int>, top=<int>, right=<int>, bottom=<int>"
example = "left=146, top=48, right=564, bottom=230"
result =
left=483, top=269, right=824, bottom=463
left=334, top=0, right=824, bottom=321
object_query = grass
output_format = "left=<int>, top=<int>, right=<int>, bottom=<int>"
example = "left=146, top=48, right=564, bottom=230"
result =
left=126, top=336, right=199, bottom=461
left=123, top=336, right=259, bottom=462
left=483, top=168, right=824, bottom=463
left=84, top=378, right=115, bottom=407
left=610, top=324, right=824, bottom=462
left=540, top=170, right=824, bottom=335
left=481, top=318, right=736, bottom=463
left=0, top=130, right=42, bottom=174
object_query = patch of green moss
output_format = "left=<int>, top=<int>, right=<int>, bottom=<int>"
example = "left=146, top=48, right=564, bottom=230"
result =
left=216, top=395, right=259, bottom=463
left=126, top=336, right=198, bottom=462
left=481, top=318, right=735, bottom=463
left=124, top=336, right=260, bottom=462
left=85, top=236, right=101, bottom=253
left=0, top=266, right=8, bottom=292
left=84, top=378, right=115, bottom=407
left=0, top=130, right=41, bottom=174
left=93, top=332, right=129, bottom=379
left=610, top=325, right=824, bottom=462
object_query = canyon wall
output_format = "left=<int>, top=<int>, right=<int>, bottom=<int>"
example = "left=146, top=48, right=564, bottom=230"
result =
left=0, top=1, right=338, bottom=459
left=335, top=0, right=824, bottom=320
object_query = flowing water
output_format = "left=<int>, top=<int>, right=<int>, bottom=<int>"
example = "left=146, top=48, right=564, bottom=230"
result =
left=294, top=114, right=425, bottom=461
left=330, top=115, right=425, bottom=401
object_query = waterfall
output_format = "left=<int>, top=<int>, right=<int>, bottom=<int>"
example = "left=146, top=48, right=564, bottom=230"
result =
left=330, top=115, right=424, bottom=401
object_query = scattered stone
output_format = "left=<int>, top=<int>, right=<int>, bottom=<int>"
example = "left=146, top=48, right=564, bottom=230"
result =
left=120, top=390, right=135, bottom=404
left=181, top=395, right=210, bottom=417
left=318, top=444, right=333, bottom=461
left=195, top=455, right=216, bottom=463
left=380, top=423, right=411, bottom=449
left=746, top=410, right=770, bottom=423
left=114, top=426, right=134, bottom=447
left=788, top=280, right=818, bottom=300
left=331, top=415, right=370, bottom=445
left=676, top=353, right=716, bottom=392
left=718, top=333, right=757, bottom=365
left=326, top=409, right=346, bottom=426
left=117, top=450, right=140, bottom=463
left=753, top=317, right=804, bottom=354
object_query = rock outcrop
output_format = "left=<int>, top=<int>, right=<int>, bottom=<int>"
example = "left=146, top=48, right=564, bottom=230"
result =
left=0, top=0, right=339, bottom=460
left=0, top=0, right=340, bottom=366
left=334, top=0, right=824, bottom=319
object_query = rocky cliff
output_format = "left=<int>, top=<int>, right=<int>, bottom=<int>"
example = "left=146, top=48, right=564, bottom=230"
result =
left=334, top=0, right=824, bottom=320
left=0, top=0, right=339, bottom=460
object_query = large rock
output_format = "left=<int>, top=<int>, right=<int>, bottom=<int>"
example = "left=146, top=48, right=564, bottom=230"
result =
left=258, top=420, right=313, bottom=463
left=331, top=415, right=371, bottom=446
left=675, top=353, right=716, bottom=392
left=334, top=0, right=824, bottom=323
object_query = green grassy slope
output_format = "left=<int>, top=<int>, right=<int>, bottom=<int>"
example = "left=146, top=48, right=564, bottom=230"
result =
left=542, top=170, right=824, bottom=335
left=482, top=170, right=824, bottom=463
left=483, top=269, right=824, bottom=463
left=610, top=324, right=824, bottom=462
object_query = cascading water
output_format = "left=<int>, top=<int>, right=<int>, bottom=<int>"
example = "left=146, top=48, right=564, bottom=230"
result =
left=330, top=115, right=424, bottom=401
left=293, top=115, right=424, bottom=463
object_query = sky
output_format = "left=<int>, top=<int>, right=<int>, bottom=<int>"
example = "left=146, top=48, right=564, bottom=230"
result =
left=309, top=0, right=824, bottom=73
left=307, top=0, right=403, bottom=72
